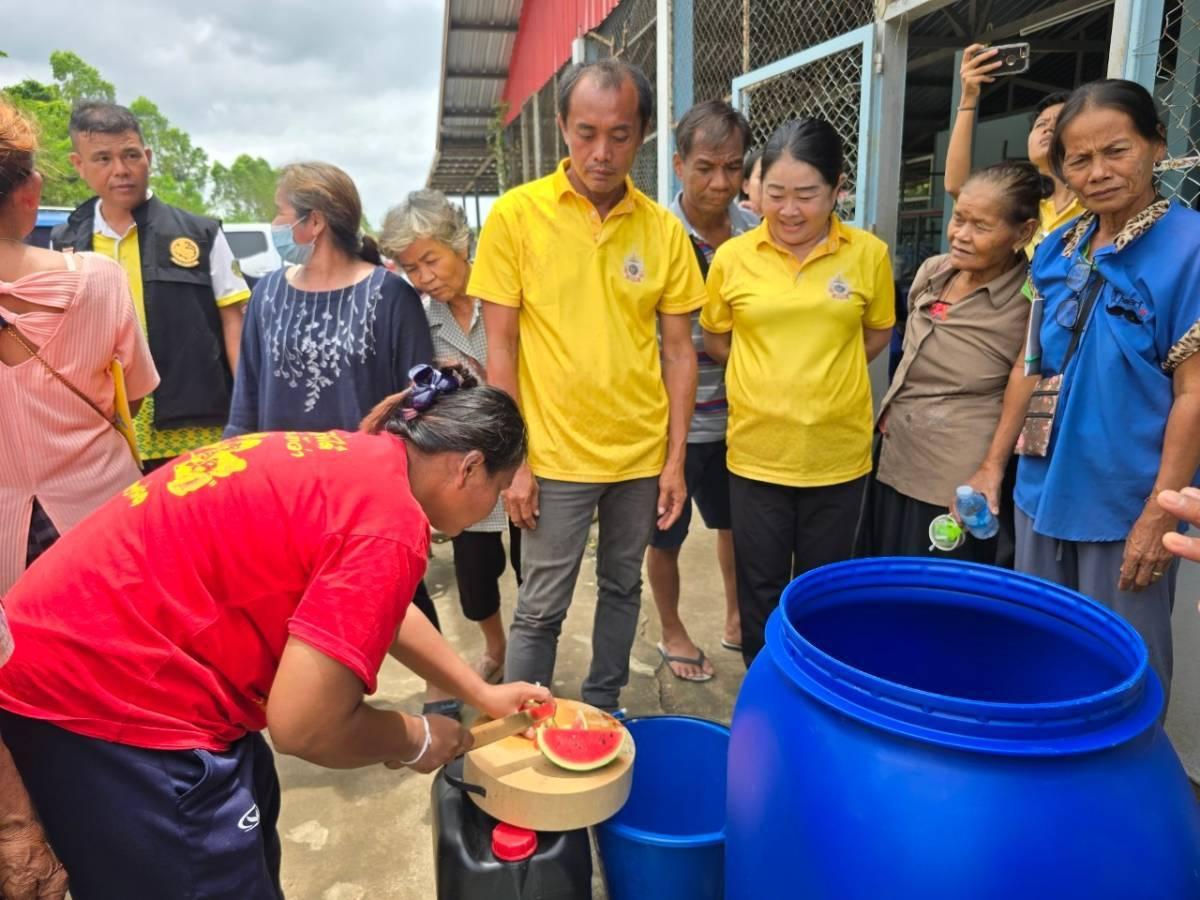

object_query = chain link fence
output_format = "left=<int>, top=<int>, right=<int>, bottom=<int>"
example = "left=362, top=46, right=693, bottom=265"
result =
left=688, top=0, right=875, bottom=217
left=691, top=0, right=874, bottom=104
left=1154, top=0, right=1200, bottom=206
left=739, top=45, right=866, bottom=220
left=593, top=0, right=659, bottom=197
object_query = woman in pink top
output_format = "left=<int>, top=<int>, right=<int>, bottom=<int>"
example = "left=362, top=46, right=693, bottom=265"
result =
left=0, top=100, right=159, bottom=596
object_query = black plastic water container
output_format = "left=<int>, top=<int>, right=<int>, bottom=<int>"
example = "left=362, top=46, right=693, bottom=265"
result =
left=432, top=757, right=593, bottom=899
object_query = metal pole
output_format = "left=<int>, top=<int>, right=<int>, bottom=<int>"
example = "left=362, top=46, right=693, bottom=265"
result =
left=474, top=193, right=482, bottom=228
left=867, top=16, right=909, bottom=252
left=657, top=0, right=672, bottom=205
left=532, top=90, right=543, bottom=176
left=1108, top=0, right=1166, bottom=87
left=742, top=0, right=751, bottom=74
left=940, top=49, right=965, bottom=254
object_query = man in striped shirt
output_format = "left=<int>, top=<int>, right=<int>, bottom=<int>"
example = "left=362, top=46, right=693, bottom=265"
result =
left=648, top=101, right=758, bottom=681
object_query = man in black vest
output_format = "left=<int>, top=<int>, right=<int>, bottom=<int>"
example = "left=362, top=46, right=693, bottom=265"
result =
left=53, top=102, right=250, bottom=470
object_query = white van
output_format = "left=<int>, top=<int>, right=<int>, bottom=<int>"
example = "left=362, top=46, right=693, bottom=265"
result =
left=223, top=223, right=282, bottom=282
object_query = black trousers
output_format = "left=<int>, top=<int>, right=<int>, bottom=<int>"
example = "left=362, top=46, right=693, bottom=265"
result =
left=451, top=523, right=522, bottom=622
left=0, top=710, right=283, bottom=900
left=411, top=523, right=522, bottom=630
left=864, top=478, right=999, bottom=564
left=729, top=473, right=868, bottom=666
left=859, top=449, right=1017, bottom=570
left=412, top=580, right=440, bottom=631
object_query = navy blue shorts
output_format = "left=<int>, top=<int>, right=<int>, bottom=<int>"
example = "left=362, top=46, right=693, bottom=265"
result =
left=649, top=440, right=732, bottom=550
left=0, top=710, right=283, bottom=900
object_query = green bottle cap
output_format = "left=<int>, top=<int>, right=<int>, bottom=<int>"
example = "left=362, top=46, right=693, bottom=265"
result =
left=928, top=514, right=965, bottom=552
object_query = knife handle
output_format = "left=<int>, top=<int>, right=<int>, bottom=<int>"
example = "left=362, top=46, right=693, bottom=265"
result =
left=469, top=710, right=533, bottom=749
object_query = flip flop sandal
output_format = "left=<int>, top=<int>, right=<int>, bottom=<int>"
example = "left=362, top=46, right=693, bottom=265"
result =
left=656, top=642, right=715, bottom=683
left=422, top=698, right=463, bottom=722
left=720, top=639, right=743, bottom=653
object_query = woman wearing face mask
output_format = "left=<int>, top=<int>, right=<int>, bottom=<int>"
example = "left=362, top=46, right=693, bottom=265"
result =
left=865, top=162, right=1047, bottom=563
left=225, top=162, right=433, bottom=437
left=225, top=163, right=451, bottom=715
left=701, top=118, right=895, bottom=665
left=379, top=190, right=520, bottom=686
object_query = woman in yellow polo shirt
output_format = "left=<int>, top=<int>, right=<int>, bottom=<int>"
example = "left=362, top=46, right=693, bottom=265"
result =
left=702, top=118, right=895, bottom=664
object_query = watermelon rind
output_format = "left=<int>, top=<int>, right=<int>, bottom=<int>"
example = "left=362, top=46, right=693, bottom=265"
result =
left=537, top=726, right=624, bottom=772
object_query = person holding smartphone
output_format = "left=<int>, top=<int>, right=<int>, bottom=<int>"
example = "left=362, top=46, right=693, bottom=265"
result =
left=945, top=43, right=1085, bottom=256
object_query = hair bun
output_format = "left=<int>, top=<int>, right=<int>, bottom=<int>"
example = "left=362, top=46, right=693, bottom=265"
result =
left=1037, top=173, right=1056, bottom=201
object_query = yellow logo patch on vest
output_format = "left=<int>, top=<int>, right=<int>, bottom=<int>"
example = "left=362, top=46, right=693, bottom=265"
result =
left=169, top=237, right=201, bottom=268
left=231, top=258, right=243, bottom=280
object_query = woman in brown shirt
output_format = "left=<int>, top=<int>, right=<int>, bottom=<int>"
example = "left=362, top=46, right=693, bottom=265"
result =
left=865, top=162, right=1048, bottom=563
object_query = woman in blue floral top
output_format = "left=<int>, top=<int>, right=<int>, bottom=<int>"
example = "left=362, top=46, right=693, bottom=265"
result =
left=226, top=162, right=432, bottom=437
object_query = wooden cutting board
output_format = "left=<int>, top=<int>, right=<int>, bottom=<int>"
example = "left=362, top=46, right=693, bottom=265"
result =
left=463, top=698, right=635, bottom=831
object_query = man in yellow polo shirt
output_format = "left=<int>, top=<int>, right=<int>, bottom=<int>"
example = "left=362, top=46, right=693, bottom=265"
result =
left=473, top=59, right=704, bottom=711
left=53, top=102, right=249, bottom=469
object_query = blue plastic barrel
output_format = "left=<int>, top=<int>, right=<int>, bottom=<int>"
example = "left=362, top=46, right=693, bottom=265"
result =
left=727, top=558, right=1200, bottom=900
left=595, top=716, right=728, bottom=900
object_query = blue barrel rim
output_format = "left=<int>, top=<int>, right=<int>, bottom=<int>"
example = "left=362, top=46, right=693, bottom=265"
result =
left=767, top=558, right=1162, bottom=756
left=595, top=715, right=728, bottom=847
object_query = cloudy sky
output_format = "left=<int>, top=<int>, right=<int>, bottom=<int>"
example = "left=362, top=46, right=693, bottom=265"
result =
left=2, top=0, right=451, bottom=226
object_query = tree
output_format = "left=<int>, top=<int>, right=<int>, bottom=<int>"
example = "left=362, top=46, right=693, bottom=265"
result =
left=4, top=50, right=285, bottom=218
left=49, top=50, right=115, bottom=105
left=210, top=155, right=278, bottom=222
left=128, top=97, right=209, bottom=214
left=2, top=79, right=90, bottom=206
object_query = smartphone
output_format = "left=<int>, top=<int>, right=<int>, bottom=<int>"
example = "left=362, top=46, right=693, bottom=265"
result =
left=988, top=42, right=1031, bottom=76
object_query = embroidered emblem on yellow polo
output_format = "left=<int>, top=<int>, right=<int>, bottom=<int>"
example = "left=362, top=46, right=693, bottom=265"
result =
left=828, top=274, right=852, bottom=300
left=622, top=252, right=645, bottom=283
left=169, top=237, right=201, bottom=268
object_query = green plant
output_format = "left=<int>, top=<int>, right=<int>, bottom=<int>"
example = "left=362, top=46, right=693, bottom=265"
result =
left=487, top=102, right=511, bottom=193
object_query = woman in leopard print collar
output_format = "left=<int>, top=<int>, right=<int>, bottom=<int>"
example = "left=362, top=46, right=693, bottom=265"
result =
left=985, top=79, right=1200, bottom=712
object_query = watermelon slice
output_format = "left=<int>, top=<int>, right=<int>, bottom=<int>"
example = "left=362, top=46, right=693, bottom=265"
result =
left=537, top=725, right=625, bottom=772
left=526, top=701, right=557, bottom=725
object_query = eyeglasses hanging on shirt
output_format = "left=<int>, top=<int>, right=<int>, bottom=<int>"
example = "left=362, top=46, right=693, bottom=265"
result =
left=1053, top=256, right=1099, bottom=331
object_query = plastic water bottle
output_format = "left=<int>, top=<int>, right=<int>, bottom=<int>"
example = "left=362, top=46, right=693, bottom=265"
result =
left=955, top=486, right=999, bottom=540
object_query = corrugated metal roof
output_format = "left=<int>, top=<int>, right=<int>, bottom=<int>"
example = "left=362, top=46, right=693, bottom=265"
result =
left=427, top=0, right=522, bottom=195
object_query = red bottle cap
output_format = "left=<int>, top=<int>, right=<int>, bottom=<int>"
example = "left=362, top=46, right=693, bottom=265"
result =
left=491, top=822, right=538, bottom=862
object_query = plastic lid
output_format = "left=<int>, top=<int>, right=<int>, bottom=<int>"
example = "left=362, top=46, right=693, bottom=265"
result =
left=492, top=822, right=538, bottom=862
left=928, top=514, right=964, bottom=552
left=955, top=485, right=972, bottom=499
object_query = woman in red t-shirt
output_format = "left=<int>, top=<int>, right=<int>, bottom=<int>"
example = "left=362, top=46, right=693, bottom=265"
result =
left=0, top=364, right=547, bottom=900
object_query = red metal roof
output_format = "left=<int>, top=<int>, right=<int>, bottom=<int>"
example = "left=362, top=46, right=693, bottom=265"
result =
left=501, top=0, right=621, bottom=124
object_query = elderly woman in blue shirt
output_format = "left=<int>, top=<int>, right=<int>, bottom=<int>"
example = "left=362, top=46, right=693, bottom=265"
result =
left=972, top=80, right=1200, bottom=707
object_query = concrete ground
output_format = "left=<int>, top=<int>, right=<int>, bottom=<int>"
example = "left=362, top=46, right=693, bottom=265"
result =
left=273, top=521, right=1200, bottom=900
left=275, top=522, right=739, bottom=900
